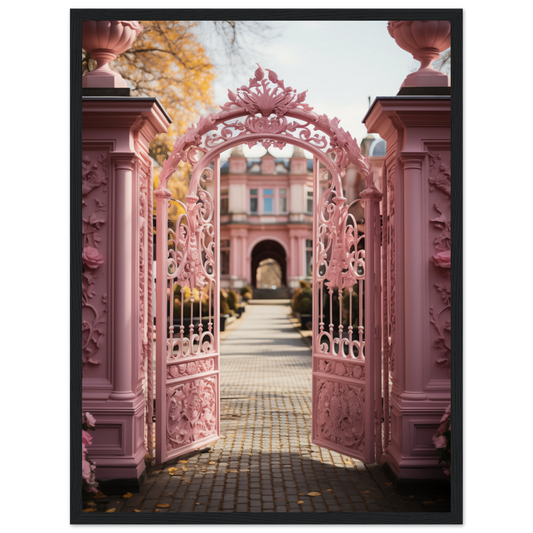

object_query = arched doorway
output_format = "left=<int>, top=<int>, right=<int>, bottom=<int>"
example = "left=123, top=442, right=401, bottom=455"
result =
left=251, top=240, right=287, bottom=288
left=154, top=65, right=383, bottom=465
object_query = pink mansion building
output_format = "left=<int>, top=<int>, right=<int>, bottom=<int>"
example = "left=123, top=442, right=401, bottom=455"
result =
left=212, top=136, right=386, bottom=292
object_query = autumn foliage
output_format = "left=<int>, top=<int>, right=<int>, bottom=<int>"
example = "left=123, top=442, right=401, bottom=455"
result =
left=83, top=21, right=217, bottom=216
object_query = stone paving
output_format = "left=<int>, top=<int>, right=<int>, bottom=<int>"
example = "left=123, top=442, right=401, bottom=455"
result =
left=85, top=301, right=450, bottom=514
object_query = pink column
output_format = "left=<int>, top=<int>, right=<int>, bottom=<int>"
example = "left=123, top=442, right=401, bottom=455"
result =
left=290, top=236, right=297, bottom=278
left=399, top=153, right=428, bottom=401
left=109, top=154, right=137, bottom=401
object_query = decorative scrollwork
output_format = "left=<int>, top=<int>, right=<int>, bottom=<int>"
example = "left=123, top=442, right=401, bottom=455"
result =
left=429, top=153, right=451, bottom=368
left=81, top=152, right=108, bottom=374
left=157, top=65, right=372, bottom=192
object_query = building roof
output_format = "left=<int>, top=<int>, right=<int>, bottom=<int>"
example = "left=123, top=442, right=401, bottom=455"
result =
left=220, top=158, right=313, bottom=174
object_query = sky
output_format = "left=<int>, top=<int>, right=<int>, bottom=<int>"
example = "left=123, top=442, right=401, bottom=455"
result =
left=195, top=20, right=422, bottom=161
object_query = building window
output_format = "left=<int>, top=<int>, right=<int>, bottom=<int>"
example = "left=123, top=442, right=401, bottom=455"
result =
left=250, top=189, right=258, bottom=214
left=279, top=188, right=287, bottom=213
left=221, top=239, right=230, bottom=275
left=220, top=189, right=229, bottom=215
left=307, top=190, right=313, bottom=213
left=306, top=239, right=313, bottom=277
left=263, top=188, right=274, bottom=214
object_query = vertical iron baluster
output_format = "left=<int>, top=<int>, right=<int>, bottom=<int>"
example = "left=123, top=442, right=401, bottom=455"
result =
left=348, top=286, right=353, bottom=358
left=338, top=288, right=344, bottom=357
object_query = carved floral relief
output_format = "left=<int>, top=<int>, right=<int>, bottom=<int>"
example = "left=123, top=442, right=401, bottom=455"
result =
left=315, top=378, right=365, bottom=452
left=166, top=377, right=217, bottom=451
left=317, top=359, right=366, bottom=380
left=167, top=358, right=215, bottom=380
left=82, top=152, right=108, bottom=374
left=428, top=151, right=451, bottom=369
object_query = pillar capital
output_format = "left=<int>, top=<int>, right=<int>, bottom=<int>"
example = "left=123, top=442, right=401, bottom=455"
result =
left=110, top=152, right=137, bottom=171
left=399, top=151, right=428, bottom=170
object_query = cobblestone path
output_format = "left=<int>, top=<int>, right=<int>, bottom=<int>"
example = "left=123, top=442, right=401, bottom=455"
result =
left=94, top=302, right=449, bottom=514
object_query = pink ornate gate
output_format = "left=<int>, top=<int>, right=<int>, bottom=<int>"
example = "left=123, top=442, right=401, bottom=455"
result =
left=155, top=66, right=382, bottom=464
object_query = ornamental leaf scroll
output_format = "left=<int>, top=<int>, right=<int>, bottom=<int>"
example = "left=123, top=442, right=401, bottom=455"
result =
left=428, top=151, right=451, bottom=369
left=81, top=153, right=108, bottom=374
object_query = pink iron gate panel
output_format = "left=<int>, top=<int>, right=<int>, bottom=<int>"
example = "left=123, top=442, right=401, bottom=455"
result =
left=151, top=65, right=384, bottom=465
left=155, top=159, right=221, bottom=464
left=311, top=157, right=382, bottom=464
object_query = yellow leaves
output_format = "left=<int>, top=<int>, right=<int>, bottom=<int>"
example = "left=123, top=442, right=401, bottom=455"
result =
left=133, top=509, right=142, bottom=513
left=326, top=489, right=334, bottom=493
left=168, top=467, right=178, bottom=475
left=182, top=466, right=188, bottom=472
left=208, top=461, right=216, bottom=465
left=297, top=500, right=304, bottom=504
left=82, top=508, right=96, bottom=513
left=86, top=502, right=96, bottom=507
left=307, top=492, right=321, bottom=497
left=106, top=508, right=116, bottom=513
left=156, top=503, right=170, bottom=508
left=111, top=21, right=216, bottom=167
left=178, top=459, right=188, bottom=463
left=123, top=492, right=132, bottom=499
left=94, top=491, right=106, bottom=498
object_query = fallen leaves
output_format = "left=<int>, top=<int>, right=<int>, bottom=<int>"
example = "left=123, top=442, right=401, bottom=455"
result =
left=156, top=503, right=170, bottom=508
left=82, top=508, right=96, bottom=513
left=178, top=460, right=188, bottom=463
left=326, top=489, right=334, bottom=493
left=208, top=461, right=216, bottom=465
left=133, top=509, right=142, bottom=513
left=168, top=467, right=178, bottom=476
left=106, top=508, right=116, bottom=513
left=123, top=492, right=132, bottom=498
left=94, top=491, right=106, bottom=498
left=86, top=502, right=96, bottom=507
left=181, top=466, right=188, bottom=471
left=297, top=500, right=304, bottom=504
left=307, top=492, right=321, bottom=497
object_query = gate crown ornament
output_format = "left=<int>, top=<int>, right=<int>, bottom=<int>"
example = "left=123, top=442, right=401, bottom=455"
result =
left=222, top=64, right=313, bottom=117
left=158, top=66, right=372, bottom=193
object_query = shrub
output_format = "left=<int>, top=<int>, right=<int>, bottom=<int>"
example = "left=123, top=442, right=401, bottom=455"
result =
left=299, top=297, right=312, bottom=314
left=240, top=285, right=252, bottom=297
left=227, top=290, right=239, bottom=312
left=292, top=287, right=313, bottom=314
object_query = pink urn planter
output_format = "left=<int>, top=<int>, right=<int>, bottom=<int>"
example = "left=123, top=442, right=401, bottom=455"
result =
left=388, top=20, right=451, bottom=88
left=82, top=21, right=142, bottom=88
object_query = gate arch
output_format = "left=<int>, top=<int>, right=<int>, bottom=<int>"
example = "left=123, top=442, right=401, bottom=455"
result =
left=155, top=66, right=383, bottom=464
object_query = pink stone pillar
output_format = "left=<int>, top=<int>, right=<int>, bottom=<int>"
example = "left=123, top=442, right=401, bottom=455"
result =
left=82, top=97, right=171, bottom=489
left=363, top=96, right=451, bottom=484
